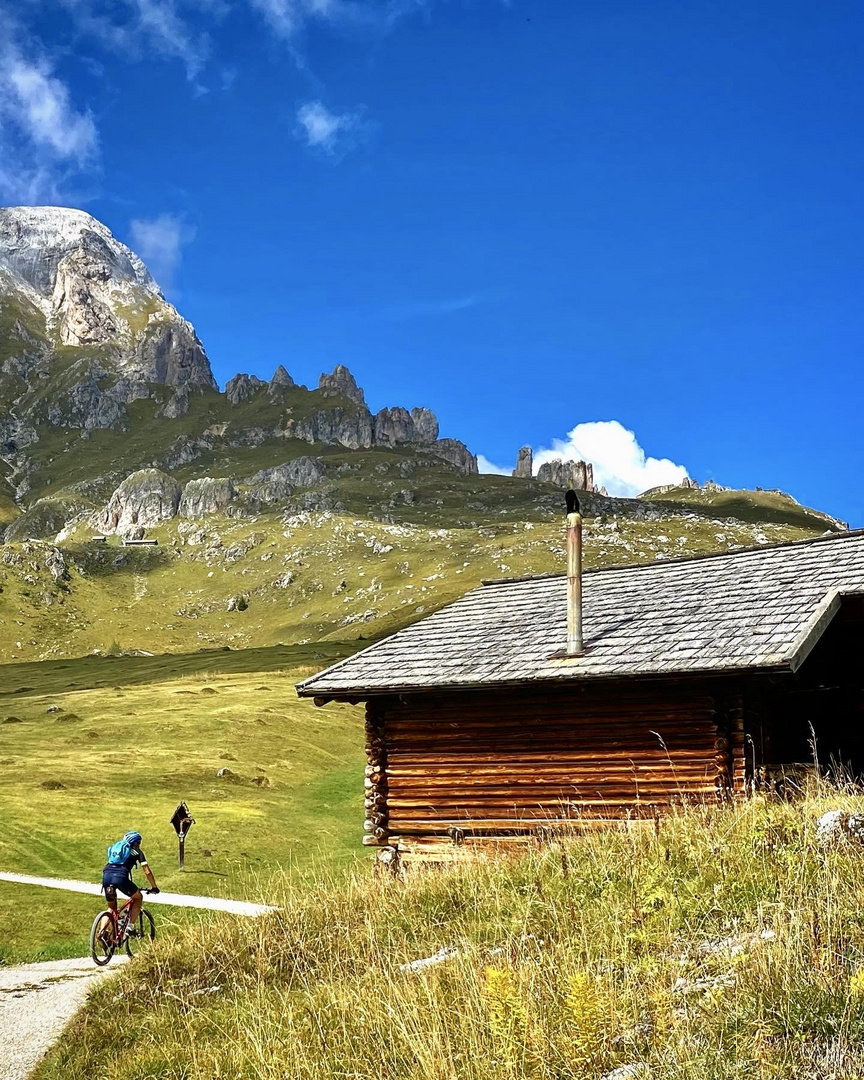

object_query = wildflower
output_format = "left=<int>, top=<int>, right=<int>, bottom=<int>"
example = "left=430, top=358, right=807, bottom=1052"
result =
left=483, top=966, right=530, bottom=1071
left=565, top=972, right=604, bottom=1067
left=849, top=969, right=864, bottom=996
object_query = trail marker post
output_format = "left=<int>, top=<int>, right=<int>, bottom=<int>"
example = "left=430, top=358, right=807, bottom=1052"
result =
left=170, top=802, right=195, bottom=869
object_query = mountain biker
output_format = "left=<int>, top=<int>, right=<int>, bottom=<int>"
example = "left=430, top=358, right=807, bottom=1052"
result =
left=102, top=831, right=160, bottom=933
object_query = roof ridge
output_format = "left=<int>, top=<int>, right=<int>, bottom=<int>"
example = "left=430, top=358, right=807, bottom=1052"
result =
left=480, top=527, right=863, bottom=587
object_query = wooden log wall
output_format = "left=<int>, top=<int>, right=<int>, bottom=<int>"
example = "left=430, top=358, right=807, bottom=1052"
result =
left=367, top=683, right=730, bottom=843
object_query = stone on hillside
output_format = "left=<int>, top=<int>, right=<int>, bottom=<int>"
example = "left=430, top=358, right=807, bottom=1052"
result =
left=124, top=526, right=145, bottom=542
left=318, top=364, right=366, bottom=406
left=244, top=457, right=324, bottom=503
left=410, top=407, right=439, bottom=444
left=44, top=548, right=69, bottom=583
left=159, top=387, right=189, bottom=418
left=102, top=468, right=182, bottom=532
left=537, top=457, right=595, bottom=491
left=226, top=595, right=248, bottom=612
left=601, top=1066, right=650, bottom=1080
left=180, top=478, right=236, bottom=519
left=226, top=373, right=266, bottom=405
left=513, top=446, right=533, bottom=478
left=816, top=809, right=864, bottom=844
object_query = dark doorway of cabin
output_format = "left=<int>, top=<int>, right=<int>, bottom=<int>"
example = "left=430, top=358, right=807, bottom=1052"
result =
left=764, top=595, right=864, bottom=783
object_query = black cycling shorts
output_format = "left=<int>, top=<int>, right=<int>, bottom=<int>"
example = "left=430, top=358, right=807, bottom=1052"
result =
left=102, top=866, right=140, bottom=899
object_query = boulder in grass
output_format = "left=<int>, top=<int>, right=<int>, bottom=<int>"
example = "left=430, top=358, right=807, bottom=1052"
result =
left=816, top=809, right=864, bottom=844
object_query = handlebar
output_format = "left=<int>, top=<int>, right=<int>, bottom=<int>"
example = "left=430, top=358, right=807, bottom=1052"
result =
left=145, top=887, right=160, bottom=895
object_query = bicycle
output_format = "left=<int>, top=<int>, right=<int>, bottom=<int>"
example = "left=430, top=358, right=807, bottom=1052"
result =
left=90, top=891, right=156, bottom=967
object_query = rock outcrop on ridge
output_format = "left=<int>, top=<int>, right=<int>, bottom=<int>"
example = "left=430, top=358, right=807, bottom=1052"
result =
left=0, top=206, right=480, bottom=539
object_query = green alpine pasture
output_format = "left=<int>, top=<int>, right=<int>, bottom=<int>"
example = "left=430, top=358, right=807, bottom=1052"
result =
left=0, top=643, right=366, bottom=964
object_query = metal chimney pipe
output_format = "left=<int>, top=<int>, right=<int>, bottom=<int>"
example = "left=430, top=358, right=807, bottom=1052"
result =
left=565, top=489, right=584, bottom=656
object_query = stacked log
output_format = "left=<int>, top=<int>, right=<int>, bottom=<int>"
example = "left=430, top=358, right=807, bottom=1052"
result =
left=363, top=702, right=389, bottom=846
left=376, top=685, right=727, bottom=838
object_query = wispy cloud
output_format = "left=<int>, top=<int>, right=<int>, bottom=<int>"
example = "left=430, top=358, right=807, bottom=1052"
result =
left=57, top=0, right=211, bottom=80
left=0, top=30, right=98, bottom=202
left=248, top=0, right=426, bottom=39
left=129, top=213, right=195, bottom=291
left=534, top=420, right=689, bottom=498
left=379, top=295, right=482, bottom=321
left=295, top=99, right=365, bottom=156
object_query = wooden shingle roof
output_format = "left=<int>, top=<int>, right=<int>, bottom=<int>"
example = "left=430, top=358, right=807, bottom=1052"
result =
left=296, top=531, right=864, bottom=699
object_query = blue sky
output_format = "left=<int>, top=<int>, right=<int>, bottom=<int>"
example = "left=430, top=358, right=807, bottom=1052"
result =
left=1, top=0, right=863, bottom=522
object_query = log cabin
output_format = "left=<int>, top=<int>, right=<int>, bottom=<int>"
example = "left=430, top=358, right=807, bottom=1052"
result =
left=296, top=526, right=864, bottom=864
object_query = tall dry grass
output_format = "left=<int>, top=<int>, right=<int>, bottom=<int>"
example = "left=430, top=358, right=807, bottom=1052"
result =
left=38, top=783, right=864, bottom=1079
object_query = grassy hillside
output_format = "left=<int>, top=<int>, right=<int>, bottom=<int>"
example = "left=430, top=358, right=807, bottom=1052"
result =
left=0, top=643, right=365, bottom=963
left=36, top=787, right=864, bottom=1080
left=641, top=484, right=846, bottom=531
left=0, top=494, right=837, bottom=664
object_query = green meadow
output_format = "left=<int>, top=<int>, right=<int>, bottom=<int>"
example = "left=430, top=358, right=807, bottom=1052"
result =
left=0, top=644, right=367, bottom=963
left=37, top=789, right=864, bottom=1080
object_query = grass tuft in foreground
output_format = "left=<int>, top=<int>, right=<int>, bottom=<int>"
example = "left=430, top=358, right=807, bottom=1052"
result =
left=37, top=785, right=864, bottom=1079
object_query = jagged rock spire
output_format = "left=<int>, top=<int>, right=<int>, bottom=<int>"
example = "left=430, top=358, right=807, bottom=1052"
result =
left=269, top=365, right=295, bottom=390
left=513, top=446, right=533, bottom=478
left=318, top=364, right=366, bottom=407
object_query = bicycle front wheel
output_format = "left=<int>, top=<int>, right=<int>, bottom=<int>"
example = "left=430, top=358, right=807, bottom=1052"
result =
left=125, top=908, right=156, bottom=957
left=90, top=910, right=116, bottom=967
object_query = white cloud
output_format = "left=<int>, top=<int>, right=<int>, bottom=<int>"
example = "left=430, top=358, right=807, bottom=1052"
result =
left=0, top=38, right=98, bottom=202
left=129, top=213, right=195, bottom=290
left=477, top=454, right=510, bottom=476
left=533, top=420, right=689, bottom=498
left=295, top=99, right=363, bottom=155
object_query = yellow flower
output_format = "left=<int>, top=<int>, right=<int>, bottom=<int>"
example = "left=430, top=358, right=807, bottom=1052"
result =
left=849, top=968, right=864, bottom=996
left=483, top=966, right=528, bottom=1067
left=565, top=972, right=604, bottom=1066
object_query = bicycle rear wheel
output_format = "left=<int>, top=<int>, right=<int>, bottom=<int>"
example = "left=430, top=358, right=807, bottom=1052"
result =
left=90, top=910, right=115, bottom=967
left=125, top=908, right=156, bottom=957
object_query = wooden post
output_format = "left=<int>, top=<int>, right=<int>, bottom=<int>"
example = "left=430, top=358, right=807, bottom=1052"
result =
left=566, top=490, right=584, bottom=657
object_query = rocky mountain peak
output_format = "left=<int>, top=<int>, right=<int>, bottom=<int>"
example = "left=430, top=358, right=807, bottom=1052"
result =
left=318, top=365, right=365, bottom=406
left=269, top=365, right=295, bottom=391
left=0, top=206, right=158, bottom=309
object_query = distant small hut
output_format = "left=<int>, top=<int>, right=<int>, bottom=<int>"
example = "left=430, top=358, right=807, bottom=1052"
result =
left=297, top=523, right=864, bottom=864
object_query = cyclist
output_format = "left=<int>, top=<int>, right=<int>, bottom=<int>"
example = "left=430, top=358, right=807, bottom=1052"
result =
left=102, top=830, right=160, bottom=935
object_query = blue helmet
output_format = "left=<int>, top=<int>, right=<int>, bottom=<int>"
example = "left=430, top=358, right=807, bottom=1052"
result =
left=124, top=830, right=142, bottom=846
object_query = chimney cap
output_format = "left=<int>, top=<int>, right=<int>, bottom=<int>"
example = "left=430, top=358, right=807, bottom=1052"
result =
left=565, top=489, right=580, bottom=514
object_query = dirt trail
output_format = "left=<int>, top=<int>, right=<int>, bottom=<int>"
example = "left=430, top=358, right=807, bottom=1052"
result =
left=0, top=955, right=128, bottom=1080
left=0, top=871, right=275, bottom=916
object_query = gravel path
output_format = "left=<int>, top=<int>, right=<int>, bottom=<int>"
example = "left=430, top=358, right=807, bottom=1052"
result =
left=0, top=872, right=275, bottom=916
left=0, top=955, right=128, bottom=1080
